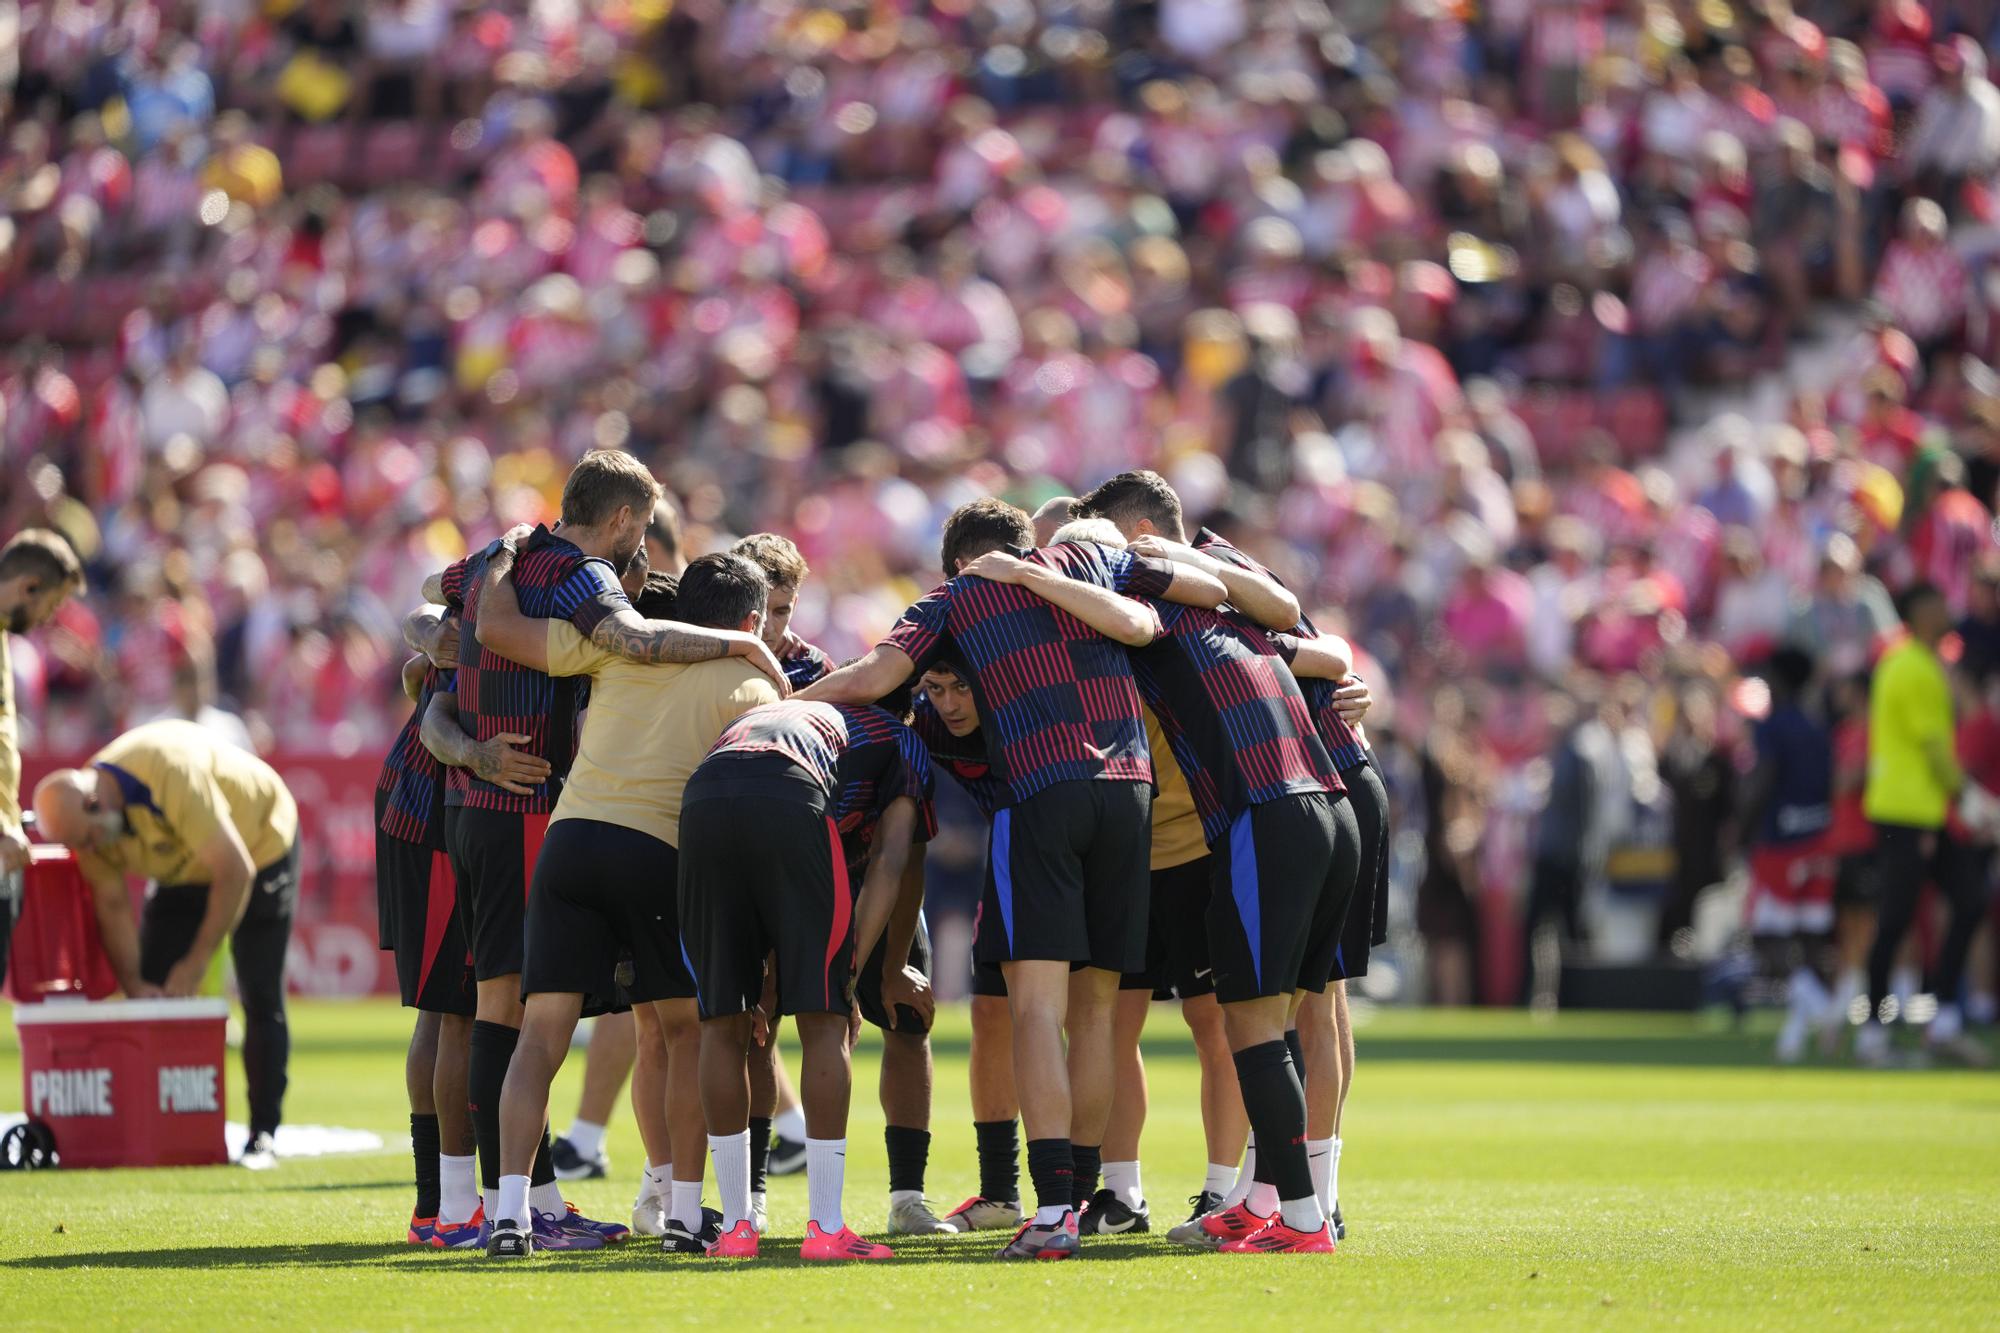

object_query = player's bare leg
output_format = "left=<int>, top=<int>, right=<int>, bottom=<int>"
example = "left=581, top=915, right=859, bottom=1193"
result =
left=431, top=1014, right=479, bottom=1240
left=698, top=1011, right=759, bottom=1254
left=1297, top=985, right=1346, bottom=1232
left=881, top=1029, right=949, bottom=1233
left=1065, top=966, right=1121, bottom=1202
left=944, top=993, right=1024, bottom=1232
left=995, top=959, right=1082, bottom=1259
left=745, top=1024, right=783, bottom=1228
left=657, top=998, right=710, bottom=1248
left=553, top=1011, right=634, bottom=1180
left=795, top=1010, right=889, bottom=1258
left=403, top=1011, right=442, bottom=1242
left=1200, top=991, right=1329, bottom=1253
left=1165, top=991, right=1247, bottom=1244
left=489, top=991, right=598, bottom=1256
left=1085, top=988, right=1152, bottom=1233
left=628, top=1003, right=672, bottom=1235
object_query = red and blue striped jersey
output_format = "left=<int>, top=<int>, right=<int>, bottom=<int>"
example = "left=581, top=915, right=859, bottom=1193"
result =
left=782, top=639, right=833, bottom=689
left=376, top=662, right=451, bottom=847
left=438, top=527, right=630, bottom=813
left=1130, top=600, right=1340, bottom=847
left=910, top=695, right=1007, bottom=819
left=832, top=713, right=939, bottom=865
left=1194, top=527, right=1370, bottom=772
left=882, top=542, right=1173, bottom=807
left=703, top=701, right=937, bottom=844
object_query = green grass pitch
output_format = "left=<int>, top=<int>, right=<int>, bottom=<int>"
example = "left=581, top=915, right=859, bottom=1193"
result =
left=2, top=1002, right=1996, bottom=1329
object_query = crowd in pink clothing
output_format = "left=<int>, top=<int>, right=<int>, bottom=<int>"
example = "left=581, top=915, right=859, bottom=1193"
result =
left=6, top=1, right=2000, bottom=988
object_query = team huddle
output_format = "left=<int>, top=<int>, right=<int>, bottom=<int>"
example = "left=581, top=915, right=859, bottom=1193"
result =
left=373, top=448, right=1388, bottom=1261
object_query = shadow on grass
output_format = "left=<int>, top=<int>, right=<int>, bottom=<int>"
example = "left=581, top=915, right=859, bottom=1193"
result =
left=1, top=1236, right=1165, bottom=1273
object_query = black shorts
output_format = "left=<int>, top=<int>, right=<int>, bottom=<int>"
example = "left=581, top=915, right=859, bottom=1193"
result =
left=1207, top=792, right=1360, bottom=1003
left=679, top=779, right=856, bottom=1020
left=378, top=825, right=475, bottom=1016
left=971, top=958, right=1009, bottom=998
left=1329, top=760, right=1390, bottom=982
left=1833, top=849, right=1879, bottom=908
left=855, top=917, right=933, bottom=1034
left=974, top=780, right=1151, bottom=973
left=444, top=806, right=547, bottom=983
left=1122, top=856, right=1216, bottom=998
left=523, top=818, right=693, bottom=1006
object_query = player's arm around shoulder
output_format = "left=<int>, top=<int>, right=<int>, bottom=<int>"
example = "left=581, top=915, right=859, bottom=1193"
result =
left=960, top=550, right=1161, bottom=646
left=798, top=643, right=919, bottom=704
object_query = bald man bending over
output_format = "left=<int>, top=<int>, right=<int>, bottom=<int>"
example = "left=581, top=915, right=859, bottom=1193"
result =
left=36, top=718, right=299, bottom=1165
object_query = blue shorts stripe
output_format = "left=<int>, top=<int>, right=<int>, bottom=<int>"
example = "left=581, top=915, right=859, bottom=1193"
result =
left=680, top=939, right=702, bottom=1011
left=1229, top=809, right=1261, bottom=991
left=992, top=808, right=1016, bottom=949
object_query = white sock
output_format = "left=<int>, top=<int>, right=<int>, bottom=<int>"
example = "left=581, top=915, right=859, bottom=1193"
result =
left=529, top=1181, right=566, bottom=1217
left=496, top=1173, right=530, bottom=1226
left=1891, top=966, right=1919, bottom=1007
left=1246, top=1181, right=1279, bottom=1217
left=806, top=1137, right=847, bottom=1232
left=1931, top=1003, right=1964, bottom=1042
left=1204, top=1162, right=1236, bottom=1197
left=670, top=1178, right=705, bottom=1230
left=1279, top=1195, right=1326, bottom=1232
left=1103, top=1160, right=1143, bottom=1210
left=1033, top=1203, right=1070, bottom=1226
left=889, top=1188, right=924, bottom=1207
left=1307, top=1138, right=1335, bottom=1214
left=564, top=1118, right=606, bottom=1161
left=1790, top=966, right=1829, bottom=1015
left=1223, top=1138, right=1256, bottom=1208
left=709, top=1131, right=751, bottom=1227
left=773, top=1106, right=807, bottom=1142
left=639, top=1161, right=671, bottom=1204
left=1329, top=1138, right=1343, bottom=1210
left=439, top=1154, right=478, bottom=1224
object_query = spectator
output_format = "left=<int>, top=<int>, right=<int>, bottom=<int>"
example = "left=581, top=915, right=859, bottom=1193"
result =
left=1872, top=197, right=1968, bottom=359
left=137, top=341, right=229, bottom=455
left=1905, top=36, right=2000, bottom=202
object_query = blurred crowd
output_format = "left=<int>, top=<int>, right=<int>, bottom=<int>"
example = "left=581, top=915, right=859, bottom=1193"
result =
left=5, top=0, right=2000, bottom=1004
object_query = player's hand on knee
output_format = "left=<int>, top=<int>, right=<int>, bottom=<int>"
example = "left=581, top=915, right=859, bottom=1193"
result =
left=883, top=964, right=935, bottom=1025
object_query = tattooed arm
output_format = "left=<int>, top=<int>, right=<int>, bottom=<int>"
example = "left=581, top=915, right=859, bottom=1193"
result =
left=419, top=690, right=552, bottom=796
left=587, top=606, right=789, bottom=692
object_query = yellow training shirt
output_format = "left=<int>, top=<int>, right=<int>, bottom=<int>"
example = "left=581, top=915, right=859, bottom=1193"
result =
left=545, top=622, right=782, bottom=848
left=86, top=720, right=298, bottom=884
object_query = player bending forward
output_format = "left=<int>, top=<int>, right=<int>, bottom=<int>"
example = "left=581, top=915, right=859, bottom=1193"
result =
left=682, top=700, right=934, bottom=1260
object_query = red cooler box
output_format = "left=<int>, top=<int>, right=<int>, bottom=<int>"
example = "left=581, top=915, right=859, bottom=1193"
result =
left=5, top=845, right=119, bottom=1003
left=15, top=998, right=230, bottom=1168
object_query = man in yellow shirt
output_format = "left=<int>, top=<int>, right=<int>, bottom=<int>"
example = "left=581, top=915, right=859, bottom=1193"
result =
left=0, top=530, right=86, bottom=983
left=470, top=552, right=781, bottom=1255
left=1858, top=582, right=1966, bottom=1064
left=33, top=720, right=300, bottom=1161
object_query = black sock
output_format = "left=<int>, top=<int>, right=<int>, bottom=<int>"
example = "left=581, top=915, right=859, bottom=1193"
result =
left=1025, top=1137, right=1074, bottom=1215
left=1284, top=1026, right=1306, bottom=1096
left=531, top=1127, right=555, bottom=1188
left=1233, top=1040, right=1313, bottom=1205
left=975, top=1119, right=1019, bottom=1202
left=467, top=1020, right=519, bottom=1194
left=1070, top=1142, right=1102, bottom=1208
left=884, top=1125, right=930, bottom=1195
left=749, top=1116, right=773, bottom=1194
left=410, top=1113, right=441, bottom=1219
